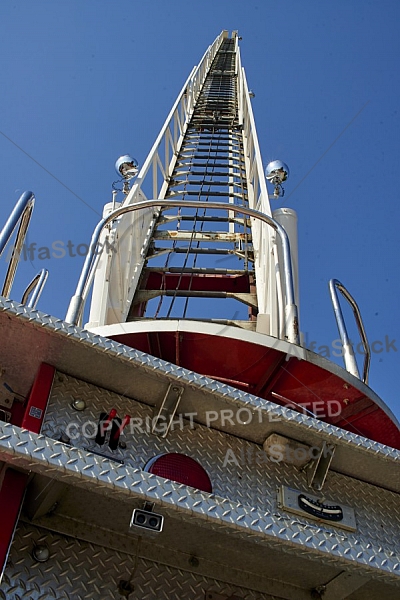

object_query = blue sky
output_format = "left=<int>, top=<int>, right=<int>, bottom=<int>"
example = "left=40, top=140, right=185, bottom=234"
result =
left=1, top=1, right=399, bottom=419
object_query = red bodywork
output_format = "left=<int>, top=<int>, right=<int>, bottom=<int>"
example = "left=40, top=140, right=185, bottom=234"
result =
left=110, top=329, right=400, bottom=450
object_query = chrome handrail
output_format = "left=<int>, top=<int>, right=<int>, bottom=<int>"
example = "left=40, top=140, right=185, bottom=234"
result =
left=0, top=191, right=35, bottom=298
left=21, top=268, right=49, bottom=309
left=329, top=278, right=370, bottom=383
left=66, top=199, right=300, bottom=345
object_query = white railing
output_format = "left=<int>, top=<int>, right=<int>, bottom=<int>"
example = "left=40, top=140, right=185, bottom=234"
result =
left=0, top=191, right=35, bottom=299
left=67, top=199, right=299, bottom=345
left=123, top=30, right=228, bottom=208
left=236, top=44, right=284, bottom=338
left=87, top=31, right=228, bottom=328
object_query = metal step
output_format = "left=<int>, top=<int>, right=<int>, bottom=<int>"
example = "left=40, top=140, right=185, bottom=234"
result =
left=149, top=246, right=254, bottom=258
left=168, top=180, right=248, bottom=189
left=144, top=266, right=254, bottom=275
left=173, top=170, right=245, bottom=178
left=178, top=148, right=243, bottom=157
left=152, top=230, right=251, bottom=242
left=165, top=189, right=248, bottom=200
left=134, top=289, right=258, bottom=308
left=158, top=215, right=249, bottom=225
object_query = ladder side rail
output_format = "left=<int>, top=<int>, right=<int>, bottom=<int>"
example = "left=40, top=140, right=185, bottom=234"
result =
left=238, top=61, right=283, bottom=337
left=122, top=31, right=227, bottom=209
left=87, top=32, right=227, bottom=327
left=0, top=191, right=35, bottom=298
left=123, top=67, right=195, bottom=208
left=66, top=199, right=299, bottom=345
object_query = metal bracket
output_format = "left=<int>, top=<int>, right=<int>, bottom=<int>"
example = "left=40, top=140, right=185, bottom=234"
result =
left=306, top=441, right=336, bottom=491
left=151, top=383, right=184, bottom=438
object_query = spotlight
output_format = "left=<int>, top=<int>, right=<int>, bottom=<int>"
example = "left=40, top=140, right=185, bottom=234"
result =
left=115, top=155, right=139, bottom=180
left=265, top=160, right=290, bottom=198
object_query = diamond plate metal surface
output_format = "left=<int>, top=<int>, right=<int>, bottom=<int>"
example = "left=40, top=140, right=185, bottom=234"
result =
left=0, top=366, right=399, bottom=587
left=0, top=297, right=399, bottom=466
left=0, top=522, right=280, bottom=600
left=42, top=373, right=400, bottom=556
left=0, top=419, right=399, bottom=586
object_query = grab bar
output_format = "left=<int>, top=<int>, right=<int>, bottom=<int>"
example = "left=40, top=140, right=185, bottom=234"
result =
left=65, top=199, right=300, bottom=345
left=0, top=191, right=35, bottom=298
left=21, top=268, right=49, bottom=309
left=329, top=279, right=370, bottom=384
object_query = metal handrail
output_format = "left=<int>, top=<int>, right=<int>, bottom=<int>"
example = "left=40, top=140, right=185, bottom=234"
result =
left=0, top=191, right=35, bottom=298
left=93, top=32, right=227, bottom=327
left=65, top=199, right=300, bottom=345
left=21, top=268, right=49, bottom=309
left=236, top=48, right=270, bottom=215
left=329, top=279, right=370, bottom=383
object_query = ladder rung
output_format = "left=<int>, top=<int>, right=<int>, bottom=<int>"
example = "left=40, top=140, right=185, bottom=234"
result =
left=152, top=230, right=251, bottom=242
left=158, top=215, right=248, bottom=225
left=151, top=246, right=253, bottom=257
left=168, top=180, right=247, bottom=189
left=179, top=149, right=243, bottom=157
left=166, top=190, right=248, bottom=200
left=173, top=171, right=244, bottom=178
left=144, top=267, right=254, bottom=275
left=134, top=289, right=258, bottom=308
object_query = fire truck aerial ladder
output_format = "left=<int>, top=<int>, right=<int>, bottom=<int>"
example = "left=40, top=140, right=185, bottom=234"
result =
left=0, top=30, right=399, bottom=600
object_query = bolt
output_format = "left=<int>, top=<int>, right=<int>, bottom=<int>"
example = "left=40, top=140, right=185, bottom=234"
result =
left=59, top=432, right=70, bottom=444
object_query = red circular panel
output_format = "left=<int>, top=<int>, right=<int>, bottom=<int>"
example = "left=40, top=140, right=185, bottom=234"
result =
left=145, top=453, right=212, bottom=493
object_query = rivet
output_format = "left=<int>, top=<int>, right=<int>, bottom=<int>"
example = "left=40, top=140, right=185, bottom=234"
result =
left=32, top=544, right=50, bottom=563
left=71, top=398, right=86, bottom=411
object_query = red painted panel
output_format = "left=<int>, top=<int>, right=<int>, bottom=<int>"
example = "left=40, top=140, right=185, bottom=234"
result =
left=20, top=363, right=55, bottom=433
left=110, top=330, right=400, bottom=449
left=0, top=468, right=28, bottom=579
left=144, top=272, right=250, bottom=293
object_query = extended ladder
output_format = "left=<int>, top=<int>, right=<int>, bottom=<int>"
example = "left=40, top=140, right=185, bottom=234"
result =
left=86, top=31, right=297, bottom=340
left=128, top=37, right=256, bottom=328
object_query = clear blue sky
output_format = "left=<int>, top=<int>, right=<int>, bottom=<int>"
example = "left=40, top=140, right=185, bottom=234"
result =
left=1, top=1, right=399, bottom=419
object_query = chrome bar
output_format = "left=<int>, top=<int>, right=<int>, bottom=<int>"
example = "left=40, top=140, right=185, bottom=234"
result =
left=66, top=199, right=299, bottom=345
left=0, top=191, right=35, bottom=298
left=329, top=279, right=370, bottom=383
left=21, top=268, right=49, bottom=309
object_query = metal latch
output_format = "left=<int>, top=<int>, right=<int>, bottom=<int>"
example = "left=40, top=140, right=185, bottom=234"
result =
left=306, top=441, right=336, bottom=491
left=152, top=383, right=184, bottom=438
